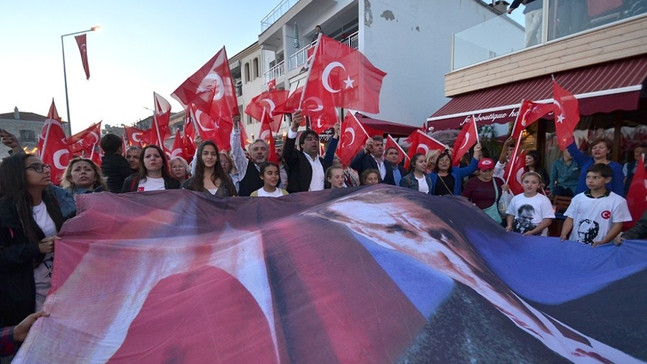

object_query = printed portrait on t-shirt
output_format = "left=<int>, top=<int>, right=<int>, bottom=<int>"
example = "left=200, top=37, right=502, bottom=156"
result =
left=577, top=218, right=600, bottom=245
left=513, top=204, right=537, bottom=234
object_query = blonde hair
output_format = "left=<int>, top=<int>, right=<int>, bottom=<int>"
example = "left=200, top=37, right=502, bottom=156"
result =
left=60, top=157, right=107, bottom=191
left=521, top=171, right=543, bottom=187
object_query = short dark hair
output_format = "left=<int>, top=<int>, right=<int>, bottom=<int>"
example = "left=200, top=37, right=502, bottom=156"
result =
left=360, top=168, right=380, bottom=185
left=589, top=138, right=612, bottom=153
left=299, top=129, right=319, bottom=148
left=259, top=161, right=279, bottom=176
left=587, top=163, right=612, bottom=178
left=100, top=134, right=122, bottom=154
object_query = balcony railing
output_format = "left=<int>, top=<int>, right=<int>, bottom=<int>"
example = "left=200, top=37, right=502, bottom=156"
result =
left=261, top=0, right=299, bottom=32
left=452, top=0, right=647, bottom=70
left=286, top=31, right=359, bottom=72
left=264, top=60, right=285, bottom=85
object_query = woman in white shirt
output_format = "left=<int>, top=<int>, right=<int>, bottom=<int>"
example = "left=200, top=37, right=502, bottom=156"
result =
left=121, top=145, right=180, bottom=192
left=399, top=153, right=433, bottom=194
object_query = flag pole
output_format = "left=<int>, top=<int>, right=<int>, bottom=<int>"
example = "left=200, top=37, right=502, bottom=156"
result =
left=472, top=115, right=480, bottom=144
left=505, top=133, right=524, bottom=184
left=40, top=119, right=53, bottom=160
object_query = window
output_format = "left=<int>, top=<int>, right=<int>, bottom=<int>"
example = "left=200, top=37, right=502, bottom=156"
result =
left=244, top=63, right=250, bottom=82
left=19, top=129, right=36, bottom=142
left=253, top=58, right=259, bottom=79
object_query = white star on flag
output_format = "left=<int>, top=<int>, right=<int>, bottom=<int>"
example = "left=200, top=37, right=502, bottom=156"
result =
left=343, top=76, right=354, bottom=89
left=556, top=114, right=565, bottom=123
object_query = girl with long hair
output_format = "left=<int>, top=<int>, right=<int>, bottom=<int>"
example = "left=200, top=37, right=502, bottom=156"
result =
left=399, top=153, right=433, bottom=194
left=182, top=141, right=236, bottom=197
left=60, top=157, right=107, bottom=196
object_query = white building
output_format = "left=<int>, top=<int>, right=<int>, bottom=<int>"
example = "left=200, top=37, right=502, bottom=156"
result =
left=255, top=0, right=521, bottom=132
left=0, top=107, right=48, bottom=160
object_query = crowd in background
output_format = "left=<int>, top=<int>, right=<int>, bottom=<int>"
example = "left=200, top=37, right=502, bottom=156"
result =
left=1, top=110, right=646, bottom=358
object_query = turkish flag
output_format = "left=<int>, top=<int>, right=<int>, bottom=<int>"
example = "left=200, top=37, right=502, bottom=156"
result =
left=337, top=111, right=369, bottom=167
left=37, top=100, right=71, bottom=185
left=74, top=34, right=90, bottom=80
left=510, top=100, right=552, bottom=140
left=385, top=134, right=407, bottom=166
left=504, top=149, right=526, bottom=195
left=276, top=86, right=338, bottom=132
left=626, top=155, right=647, bottom=229
left=553, top=80, right=580, bottom=150
left=67, top=121, right=102, bottom=154
left=152, top=92, right=172, bottom=147
left=169, top=129, right=185, bottom=160
left=259, top=112, right=278, bottom=164
left=451, top=116, right=478, bottom=166
left=304, top=35, right=386, bottom=114
left=171, top=47, right=239, bottom=141
left=124, top=126, right=146, bottom=147
left=238, top=118, right=250, bottom=151
left=245, top=90, right=289, bottom=132
left=189, top=103, right=230, bottom=151
left=181, top=115, right=196, bottom=162
left=405, top=130, right=447, bottom=170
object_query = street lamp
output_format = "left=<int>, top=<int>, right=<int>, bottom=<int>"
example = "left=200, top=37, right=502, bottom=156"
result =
left=61, top=25, right=100, bottom=136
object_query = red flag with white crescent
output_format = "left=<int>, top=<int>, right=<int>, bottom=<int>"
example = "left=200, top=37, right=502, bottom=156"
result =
left=124, top=126, right=146, bottom=147
left=37, top=100, right=71, bottom=185
left=405, top=130, right=447, bottom=170
left=552, top=80, right=580, bottom=150
left=259, top=111, right=278, bottom=164
left=74, top=34, right=90, bottom=80
left=504, top=149, right=526, bottom=195
left=67, top=121, right=102, bottom=154
left=337, top=111, right=369, bottom=167
left=385, top=134, right=407, bottom=166
left=451, top=116, right=478, bottom=166
left=510, top=100, right=552, bottom=140
left=303, top=35, right=386, bottom=113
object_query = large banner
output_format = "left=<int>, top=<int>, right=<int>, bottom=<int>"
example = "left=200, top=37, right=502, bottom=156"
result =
left=14, top=186, right=647, bottom=363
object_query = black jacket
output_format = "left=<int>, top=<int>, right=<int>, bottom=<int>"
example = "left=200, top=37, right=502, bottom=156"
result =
left=283, top=136, right=338, bottom=193
left=350, top=150, right=396, bottom=185
left=0, top=198, right=64, bottom=326
left=101, top=154, right=133, bottom=193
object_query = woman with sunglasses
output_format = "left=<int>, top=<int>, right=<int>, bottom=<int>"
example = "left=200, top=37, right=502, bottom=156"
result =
left=0, top=153, right=67, bottom=329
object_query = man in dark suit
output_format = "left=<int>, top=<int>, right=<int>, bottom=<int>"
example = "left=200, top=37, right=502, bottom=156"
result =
left=385, top=146, right=407, bottom=186
left=350, top=136, right=395, bottom=185
left=282, top=112, right=339, bottom=193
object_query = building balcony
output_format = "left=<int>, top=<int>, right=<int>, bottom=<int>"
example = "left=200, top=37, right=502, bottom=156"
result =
left=261, top=0, right=300, bottom=32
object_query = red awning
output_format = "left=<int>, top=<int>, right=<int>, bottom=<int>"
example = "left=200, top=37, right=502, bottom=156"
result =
left=354, top=112, right=419, bottom=137
left=428, top=55, right=647, bottom=130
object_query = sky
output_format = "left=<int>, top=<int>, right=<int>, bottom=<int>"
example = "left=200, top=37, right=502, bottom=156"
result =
left=0, top=1, right=525, bottom=135
left=0, top=0, right=277, bottom=134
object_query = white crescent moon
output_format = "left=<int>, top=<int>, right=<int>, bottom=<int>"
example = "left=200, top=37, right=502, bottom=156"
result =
left=170, top=148, right=182, bottom=159
left=303, top=97, right=324, bottom=112
left=89, top=131, right=100, bottom=145
left=212, top=74, right=225, bottom=101
left=259, top=130, right=270, bottom=141
left=195, top=109, right=215, bottom=131
left=322, top=61, right=345, bottom=93
left=132, top=132, right=142, bottom=143
left=261, top=98, right=276, bottom=117
left=197, top=73, right=226, bottom=101
left=417, top=144, right=430, bottom=155
left=515, top=165, right=525, bottom=185
left=343, top=128, right=356, bottom=147
left=459, top=132, right=470, bottom=150
left=53, top=149, right=70, bottom=170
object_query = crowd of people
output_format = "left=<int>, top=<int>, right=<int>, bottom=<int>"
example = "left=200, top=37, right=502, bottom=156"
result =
left=0, top=110, right=646, bottom=358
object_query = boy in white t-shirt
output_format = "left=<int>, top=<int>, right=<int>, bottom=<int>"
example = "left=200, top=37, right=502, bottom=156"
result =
left=561, top=163, right=632, bottom=246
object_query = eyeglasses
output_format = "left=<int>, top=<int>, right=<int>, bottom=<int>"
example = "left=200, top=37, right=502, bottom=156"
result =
left=25, top=163, right=51, bottom=173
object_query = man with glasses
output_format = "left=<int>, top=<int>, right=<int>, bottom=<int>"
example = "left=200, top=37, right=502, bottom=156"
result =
left=282, top=111, right=339, bottom=193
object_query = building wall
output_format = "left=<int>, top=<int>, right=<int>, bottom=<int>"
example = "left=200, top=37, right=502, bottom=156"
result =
left=360, top=0, right=506, bottom=126
left=0, top=118, right=43, bottom=160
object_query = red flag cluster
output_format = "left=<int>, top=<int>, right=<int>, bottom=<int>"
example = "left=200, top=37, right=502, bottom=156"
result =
left=451, top=116, right=478, bottom=167
left=405, top=130, right=447, bottom=170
